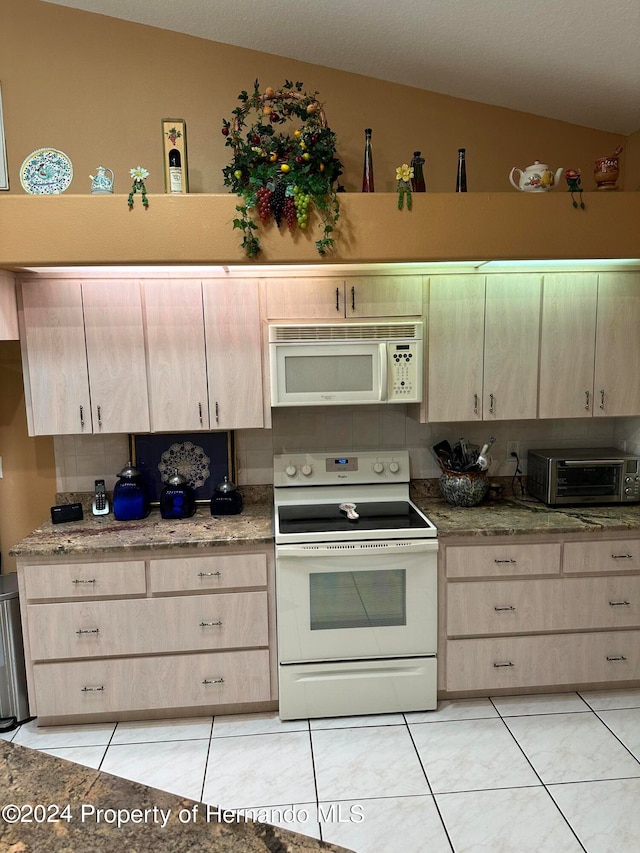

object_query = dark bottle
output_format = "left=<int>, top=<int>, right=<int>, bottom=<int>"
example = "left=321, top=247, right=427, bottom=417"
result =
left=168, top=148, right=182, bottom=194
left=160, top=468, right=196, bottom=519
left=362, top=128, right=374, bottom=192
left=410, top=151, right=426, bottom=192
left=455, top=148, right=467, bottom=192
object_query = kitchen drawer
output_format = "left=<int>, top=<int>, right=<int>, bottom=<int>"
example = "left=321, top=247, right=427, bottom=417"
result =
left=448, top=575, right=640, bottom=637
left=31, top=649, right=271, bottom=718
left=447, top=578, right=563, bottom=636
left=27, top=591, right=268, bottom=660
left=563, top=539, right=640, bottom=574
left=446, top=630, right=640, bottom=692
left=23, top=560, right=146, bottom=600
left=445, top=542, right=561, bottom=578
left=148, top=552, right=267, bottom=593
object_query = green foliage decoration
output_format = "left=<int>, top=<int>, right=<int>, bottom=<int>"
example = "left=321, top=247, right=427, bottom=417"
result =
left=221, top=80, right=343, bottom=258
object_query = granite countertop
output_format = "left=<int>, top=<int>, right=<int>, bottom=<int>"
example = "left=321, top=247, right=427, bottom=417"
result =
left=0, top=740, right=353, bottom=853
left=10, top=483, right=640, bottom=559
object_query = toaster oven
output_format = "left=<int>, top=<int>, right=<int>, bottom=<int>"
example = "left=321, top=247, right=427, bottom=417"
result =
left=527, top=447, right=640, bottom=506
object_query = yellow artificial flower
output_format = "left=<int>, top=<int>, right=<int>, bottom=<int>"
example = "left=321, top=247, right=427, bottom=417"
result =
left=395, top=164, right=414, bottom=183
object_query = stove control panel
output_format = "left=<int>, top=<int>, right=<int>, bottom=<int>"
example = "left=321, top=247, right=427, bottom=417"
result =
left=274, top=450, right=410, bottom=486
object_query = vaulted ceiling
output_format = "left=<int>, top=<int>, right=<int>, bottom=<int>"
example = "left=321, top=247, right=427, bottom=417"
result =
left=44, top=0, right=640, bottom=135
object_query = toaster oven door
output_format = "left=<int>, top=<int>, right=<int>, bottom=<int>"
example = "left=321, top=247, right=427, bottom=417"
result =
left=554, top=460, right=623, bottom=503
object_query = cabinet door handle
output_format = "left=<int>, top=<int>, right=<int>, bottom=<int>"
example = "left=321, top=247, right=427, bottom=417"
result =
left=494, top=559, right=516, bottom=564
left=489, top=393, right=495, bottom=414
left=199, top=402, right=203, bottom=425
left=197, top=571, right=221, bottom=578
left=215, top=401, right=219, bottom=424
left=199, top=620, right=223, bottom=627
left=585, top=390, right=590, bottom=410
left=612, top=553, right=633, bottom=560
left=81, top=685, right=105, bottom=692
left=351, top=285, right=356, bottom=311
left=494, top=605, right=516, bottom=612
left=72, top=578, right=96, bottom=585
left=202, top=677, right=225, bottom=685
left=493, top=661, right=515, bottom=668
left=473, top=394, right=479, bottom=415
left=79, top=405, right=85, bottom=427
left=96, top=405, right=102, bottom=427
left=606, top=655, right=627, bottom=662
left=336, top=287, right=340, bottom=312
left=76, top=628, right=100, bottom=635
left=600, top=389, right=605, bottom=410
left=609, top=600, right=631, bottom=607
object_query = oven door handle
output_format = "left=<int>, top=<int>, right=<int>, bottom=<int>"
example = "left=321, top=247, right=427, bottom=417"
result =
left=561, top=459, right=625, bottom=466
left=276, top=541, right=439, bottom=557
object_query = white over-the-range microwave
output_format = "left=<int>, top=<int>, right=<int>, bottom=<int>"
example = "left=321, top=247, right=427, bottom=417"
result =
left=268, top=320, right=423, bottom=406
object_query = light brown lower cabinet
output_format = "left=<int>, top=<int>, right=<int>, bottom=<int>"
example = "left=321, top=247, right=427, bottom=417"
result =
left=441, top=533, right=640, bottom=697
left=17, top=546, right=276, bottom=725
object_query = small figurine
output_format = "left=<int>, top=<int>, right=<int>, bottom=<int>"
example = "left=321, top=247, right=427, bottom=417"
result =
left=395, top=163, right=414, bottom=211
left=128, top=166, right=149, bottom=209
left=565, top=168, right=585, bottom=209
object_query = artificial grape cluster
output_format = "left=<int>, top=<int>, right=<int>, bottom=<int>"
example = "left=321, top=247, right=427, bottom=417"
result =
left=292, top=186, right=311, bottom=229
left=256, top=186, right=272, bottom=223
left=270, top=182, right=287, bottom=226
left=283, top=196, right=297, bottom=233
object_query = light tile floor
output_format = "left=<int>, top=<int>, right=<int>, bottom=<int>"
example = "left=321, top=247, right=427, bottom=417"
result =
left=4, top=688, right=640, bottom=852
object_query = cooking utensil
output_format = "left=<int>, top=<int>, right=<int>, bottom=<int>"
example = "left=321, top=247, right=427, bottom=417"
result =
left=432, top=440, right=454, bottom=469
left=339, top=502, right=359, bottom=520
left=476, top=437, right=496, bottom=471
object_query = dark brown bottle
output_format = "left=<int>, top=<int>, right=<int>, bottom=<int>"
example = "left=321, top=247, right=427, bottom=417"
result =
left=362, top=128, right=374, bottom=192
left=456, top=148, right=467, bottom=192
left=411, top=151, right=426, bottom=192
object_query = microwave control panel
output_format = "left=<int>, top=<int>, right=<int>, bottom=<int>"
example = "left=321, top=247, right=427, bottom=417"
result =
left=387, top=341, right=422, bottom=402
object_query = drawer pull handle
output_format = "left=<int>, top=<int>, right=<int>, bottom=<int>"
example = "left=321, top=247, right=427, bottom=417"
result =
left=76, top=628, right=100, bottom=635
left=199, top=620, right=223, bottom=627
left=197, top=571, right=222, bottom=578
left=609, top=600, right=631, bottom=607
left=202, top=677, right=225, bottom=685
left=494, top=605, right=516, bottom=611
left=612, top=553, right=633, bottom=560
left=493, top=661, right=514, bottom=668
left=606, top=655, right=628, bottom=662
left=494, top=559, right=516, bottom=564
left=81, top=685, right=105, bottom=692
left=72, top=578, right=96, bottom=584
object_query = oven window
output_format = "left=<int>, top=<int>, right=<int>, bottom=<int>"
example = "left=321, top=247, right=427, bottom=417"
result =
left=309, top=569, right=406, bottom=630
left=556, top=464, right=620, bottom=498
left=285, top=354, right=374, bottom=393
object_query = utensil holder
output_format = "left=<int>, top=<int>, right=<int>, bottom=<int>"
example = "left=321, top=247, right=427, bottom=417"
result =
left=439, top=469, right=489, bottom=506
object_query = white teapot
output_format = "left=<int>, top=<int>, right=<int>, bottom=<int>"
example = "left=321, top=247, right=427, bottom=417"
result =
left=509, top=161, right=563, bottom=192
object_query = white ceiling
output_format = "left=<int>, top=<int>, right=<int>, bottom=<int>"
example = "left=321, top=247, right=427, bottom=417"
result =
left=44, top=0, right=640, bottom=135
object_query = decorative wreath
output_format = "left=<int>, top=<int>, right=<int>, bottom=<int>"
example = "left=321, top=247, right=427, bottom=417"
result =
left=221, top=80, right=343, bottom=258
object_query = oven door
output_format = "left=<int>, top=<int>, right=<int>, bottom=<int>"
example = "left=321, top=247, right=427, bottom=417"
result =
left=276, top=539, right=438, bottom=664
left=552, top=459, right=624, bottom=504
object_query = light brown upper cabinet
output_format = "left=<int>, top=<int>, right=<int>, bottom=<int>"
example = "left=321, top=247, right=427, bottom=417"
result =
left=143, top=279, right=210, bottom=432
left=19, top=279, right=150, bottom=435
left=203, top=278, right=264, bottom=430
left=264, top=275, right=423, bottom=319
left=539, top=272, right=640, bottom=418
left=427, top=274, right=541, bottom=422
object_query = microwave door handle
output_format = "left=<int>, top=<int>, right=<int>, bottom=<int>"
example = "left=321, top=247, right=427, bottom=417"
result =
left=378, top=344, right=388, bottom=401
left=562, top=459, right=626, bottom=466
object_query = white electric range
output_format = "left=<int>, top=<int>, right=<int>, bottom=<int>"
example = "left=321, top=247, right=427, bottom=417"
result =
left=273, top=450, right=438, bottom=720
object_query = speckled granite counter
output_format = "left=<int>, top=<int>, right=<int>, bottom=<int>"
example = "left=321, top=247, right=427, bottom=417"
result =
left=0, top=740, right=353, bottom=853
left=10, top=484, right=640, bottom=559
left=10, top=501, right=274, bottom=558
left=410, top=482, right=640, bottom=538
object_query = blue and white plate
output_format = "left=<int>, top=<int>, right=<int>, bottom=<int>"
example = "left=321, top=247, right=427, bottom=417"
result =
left=20, top=147, right=73, bottom=194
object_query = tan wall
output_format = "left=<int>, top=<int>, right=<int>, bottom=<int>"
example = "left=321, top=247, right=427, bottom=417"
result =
left=2, top=0, right=629, bottom=198
left=0, top=342, right=56, bottom=573
left=626, top=131, right=640, bottom=192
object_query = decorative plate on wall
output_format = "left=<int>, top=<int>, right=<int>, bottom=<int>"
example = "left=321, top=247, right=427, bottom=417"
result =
left=19, top=147, right=73, bottom=194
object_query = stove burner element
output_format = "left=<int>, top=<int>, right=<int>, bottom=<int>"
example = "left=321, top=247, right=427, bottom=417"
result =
left=339, top=502, right=359, bottom=520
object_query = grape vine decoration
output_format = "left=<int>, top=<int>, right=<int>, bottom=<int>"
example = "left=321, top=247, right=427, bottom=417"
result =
left=221, top=80, right=343, bottom=258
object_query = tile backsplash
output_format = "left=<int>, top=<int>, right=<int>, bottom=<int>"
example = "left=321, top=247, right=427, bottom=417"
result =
left=54, top=408, right=640, bottom=492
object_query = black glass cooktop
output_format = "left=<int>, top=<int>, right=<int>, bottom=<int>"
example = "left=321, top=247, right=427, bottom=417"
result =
left=277, top=501, right=430, bottom=534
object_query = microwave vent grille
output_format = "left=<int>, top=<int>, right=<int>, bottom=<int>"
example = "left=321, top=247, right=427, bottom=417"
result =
left=270, top=322, right=421, bottom=342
